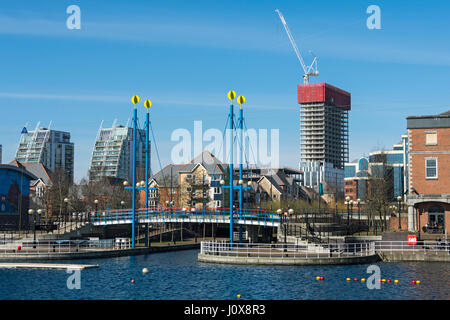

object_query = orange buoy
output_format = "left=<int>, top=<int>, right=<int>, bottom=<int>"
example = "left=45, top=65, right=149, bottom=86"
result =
left=131, top=279, right=135, bottom=284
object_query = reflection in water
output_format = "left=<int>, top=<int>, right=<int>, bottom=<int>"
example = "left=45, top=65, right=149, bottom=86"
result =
left=0, top=250, right=448, bottom=300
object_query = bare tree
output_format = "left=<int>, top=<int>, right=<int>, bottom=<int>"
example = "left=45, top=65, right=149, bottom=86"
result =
left=365, top=152, right=394, bottom=231
left=45, top=168, right=72, bottom=217
left=81, top=177, right=132, bottom=211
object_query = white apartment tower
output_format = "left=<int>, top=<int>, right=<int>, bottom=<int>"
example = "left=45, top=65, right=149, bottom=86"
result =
left=89, top=123, right=148, bottom=183
left=15, top=125, right=74, bottom=182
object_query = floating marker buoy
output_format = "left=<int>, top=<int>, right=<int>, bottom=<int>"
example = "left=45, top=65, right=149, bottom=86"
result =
left=142, top=268, right=149, bottom=274
left=346, top=278, right=351, bottom=281
left=237, top=294, right=241, bottom=299
left=316, top=276, right=321, bottom=280
left=382, top=279, right=386, bottom=283
left=17, top=246, right=21, bottom=251
left=416, top=280, right=421, bottom=284
left=394, top=280, right=399, bottom=283
left=354, top=278, right=358, bottom=282
left=131, top=279, right=135, bottom=284
left=379, top=279, right=383, bottom=283
left=411, top=280, right=416, bottom=284
left=361, top=278, right=366, bottom=282
left=320, top=276, right=324, bottom=280
left=387, top=279, right=391, bottom=283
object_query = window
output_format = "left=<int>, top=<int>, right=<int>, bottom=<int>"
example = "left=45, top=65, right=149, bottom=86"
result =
left=425, top=132, right=437, bottom=145
left=425, top=158, right=438, bottom=179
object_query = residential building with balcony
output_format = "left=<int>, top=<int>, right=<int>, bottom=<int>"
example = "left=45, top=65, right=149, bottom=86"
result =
left=15, top=126, right=74, bottom=183
left=89, top=124, right=147, bottom=183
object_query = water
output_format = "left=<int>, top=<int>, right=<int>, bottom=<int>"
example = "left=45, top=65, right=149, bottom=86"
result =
left=0, top=250, right=448, bottom=300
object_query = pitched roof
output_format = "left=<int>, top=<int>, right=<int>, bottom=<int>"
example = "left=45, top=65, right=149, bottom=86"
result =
left=8, top=161, right=52, bottom=186
left=258, top=175, right=283, bottom=194
left=179, top=150, right=225, bottom=175
left=152, top=164, right=186, bottom=187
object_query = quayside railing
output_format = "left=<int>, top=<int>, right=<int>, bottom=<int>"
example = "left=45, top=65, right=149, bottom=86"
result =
left=200, top=241, right=376, bottom=259
left=374, top=240, right=450, bottom=254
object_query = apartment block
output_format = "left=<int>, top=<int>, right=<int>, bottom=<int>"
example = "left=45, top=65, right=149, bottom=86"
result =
left=15, top=126, right=74, bottom=183
left=89, top=124, right=147, bottom=183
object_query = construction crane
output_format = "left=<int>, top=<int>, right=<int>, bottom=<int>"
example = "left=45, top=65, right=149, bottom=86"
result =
left=275, top=9, right=319, bottom=84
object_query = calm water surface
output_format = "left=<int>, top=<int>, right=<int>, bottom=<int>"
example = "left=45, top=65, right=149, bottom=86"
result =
left=1, top=249, right=449, bottom=300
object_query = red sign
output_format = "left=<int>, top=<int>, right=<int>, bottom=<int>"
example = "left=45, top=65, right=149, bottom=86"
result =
left=408, top=235, right=417, bottom=245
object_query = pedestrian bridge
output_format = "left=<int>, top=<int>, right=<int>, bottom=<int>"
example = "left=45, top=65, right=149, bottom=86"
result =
left=90, top=208, right=281, bottom=227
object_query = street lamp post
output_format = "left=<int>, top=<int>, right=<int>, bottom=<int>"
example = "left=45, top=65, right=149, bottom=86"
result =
left=356, top=198, right=361, bottom=226
left=276, top=209, right=284, bottom=250
left=28, top=209, right=36, bottom=248
left=94, top=199, right=99, bottom=219
left=64, top=197, right=69, bottom=233
left=397, top=196, right=403, bottom=230
left=288, top=208, right=294, bottom=241
left=345, top=196, right=351, bottom=234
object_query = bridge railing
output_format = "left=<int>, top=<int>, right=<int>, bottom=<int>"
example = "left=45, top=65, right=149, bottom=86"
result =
left=90, top=207, right=281, bottom=225
left=200, top=241, right=375, bottom=259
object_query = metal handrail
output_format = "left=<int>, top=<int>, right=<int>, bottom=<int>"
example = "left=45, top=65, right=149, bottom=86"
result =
left=0, top=239, right=116, bottom=255
left=90, top=208, right=281, bottom=226
left=374, top=240, right=450, bottom=253
left=200, top=241, right=376, bottom=259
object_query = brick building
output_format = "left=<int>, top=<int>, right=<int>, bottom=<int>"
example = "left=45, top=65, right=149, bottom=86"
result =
left=406, top=111, right=450, bottom=237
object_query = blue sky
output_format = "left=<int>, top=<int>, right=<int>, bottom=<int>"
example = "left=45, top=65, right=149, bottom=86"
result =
left=0, top=0, right=449, bottom=182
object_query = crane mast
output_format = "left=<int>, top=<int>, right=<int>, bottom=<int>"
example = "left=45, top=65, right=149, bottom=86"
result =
left=275, top=9, right=319, bottom=84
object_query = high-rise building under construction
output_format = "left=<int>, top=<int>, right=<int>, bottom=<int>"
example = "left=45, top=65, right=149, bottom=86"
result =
left=89, top=123, right=147, bottom=183
left=298, top=83, right=351, bottom=196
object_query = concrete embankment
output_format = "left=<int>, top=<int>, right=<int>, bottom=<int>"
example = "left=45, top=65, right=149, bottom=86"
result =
left=197, top=253, right=381, bottom=266
left=378, top=251, right=450, bottom=262
left=0, top=243, right=200, bottom=261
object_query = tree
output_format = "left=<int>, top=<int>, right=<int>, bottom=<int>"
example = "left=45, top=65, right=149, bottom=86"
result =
left=45, top=168, right=71, bottom=217
left=81, top=177, right=132, bottom=211
left=365, top=151, right=394, bottom=231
